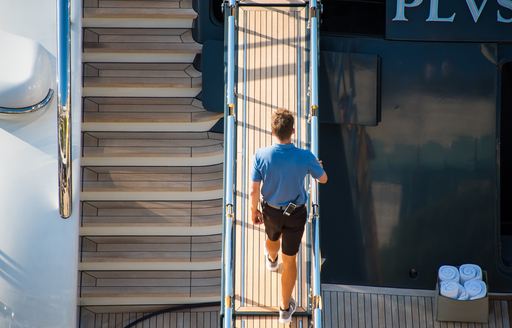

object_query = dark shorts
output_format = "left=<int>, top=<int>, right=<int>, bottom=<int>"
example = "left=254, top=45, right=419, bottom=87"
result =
left=261, top=203, right=307, bottom=256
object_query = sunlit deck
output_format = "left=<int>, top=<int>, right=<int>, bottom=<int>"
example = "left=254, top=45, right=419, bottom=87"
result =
left=322, top=284, right=510, bottom=328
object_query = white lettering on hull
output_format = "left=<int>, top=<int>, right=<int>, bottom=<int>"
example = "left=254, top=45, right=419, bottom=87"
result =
left=465, top=0, right=488, bottom=22
left=498, top=0, right=512, bottom=22
left=427, top=0, right=456, bottom=22
left=393, top=0, right=512, bottom=23
left=393, top=0, right=423, bottom=21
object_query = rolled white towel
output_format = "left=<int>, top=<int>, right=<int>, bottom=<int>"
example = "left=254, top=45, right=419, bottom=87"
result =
left=457, top=287, right=469, bottom=300
left=440, top=281, right=461, bottom=299
left=459, top=264, right=483, bottom=284
left=438, top=265, right=460, bottom=282
left=464, top=280, right=487, bottom=300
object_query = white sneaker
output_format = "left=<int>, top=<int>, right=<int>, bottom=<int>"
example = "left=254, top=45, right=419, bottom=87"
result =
left=279, top=298, right=297, bottom=324
left=264, top=248, right=279, bottom=272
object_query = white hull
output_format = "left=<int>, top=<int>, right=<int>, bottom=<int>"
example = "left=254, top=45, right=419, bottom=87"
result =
left=0, top=0, right=82, bottom=327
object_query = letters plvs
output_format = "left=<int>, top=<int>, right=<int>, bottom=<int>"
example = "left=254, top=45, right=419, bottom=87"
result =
left=393, top=0, right=512, bottom=23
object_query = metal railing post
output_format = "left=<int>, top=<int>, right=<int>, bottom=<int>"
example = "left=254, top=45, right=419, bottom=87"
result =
left=309, top=1, right=322, bottom=327
left=222, top=1, right=237, bottom=327
left=57, top=0, right=72, bottom=219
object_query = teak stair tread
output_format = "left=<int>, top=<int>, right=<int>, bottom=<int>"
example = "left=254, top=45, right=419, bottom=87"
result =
left=81, top=154, right=223, bottom=167
left=81, top=216, right=220, bottom=226
left=80, top=190, right=223, bottom=201
left=84, top=8, right=197, bottom=19
left=79, top=295, right=220, bottom=306
left=82, top=146, right=222, bottom=157
left=83, top=112, right=220, bottom=123
left=79, top=260, right=221, bottom=271
left=81, top=254, right=220, bottom=262
left=83, top=134, right=223, bottom=146
left=83, top=42, right=201, bottom=53
left=80, top=224, right=222, bottom=236
left=82, top=87, right=201, bottom=98
left=84, top=77, right=200, bottom=88
left=81, top=112, right=222, bottom=132
left=83, top=96, right=206, bottom=109
left=82, top=42, right=201, bottom=63
left=83, top=8, right=196, bottom=28
left=80, top=289, right=220, bottom=297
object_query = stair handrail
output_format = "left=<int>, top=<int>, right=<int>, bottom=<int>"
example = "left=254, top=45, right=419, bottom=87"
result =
left=222, top=0, right=237, bottom=327
left=57, top=0, right=72, bottom=219
left=309, top=0, right=323, bottom=327
left=0, top=89, right=54, bottom=114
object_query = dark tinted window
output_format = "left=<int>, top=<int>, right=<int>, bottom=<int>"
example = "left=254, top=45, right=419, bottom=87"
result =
left=212, top=0, right=223, bottom=24
left=321, top=0, right=385, bottom=37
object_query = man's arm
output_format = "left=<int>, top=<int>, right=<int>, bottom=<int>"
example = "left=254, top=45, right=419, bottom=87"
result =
left=316, top=160, right=328, bottom=184
left=317, top=171, right=328, bottom=184
left=250, top=181, right=263, bottom=224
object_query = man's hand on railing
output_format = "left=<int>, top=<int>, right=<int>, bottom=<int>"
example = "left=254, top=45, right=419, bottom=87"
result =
left=315, top=160, right=328, bottom=184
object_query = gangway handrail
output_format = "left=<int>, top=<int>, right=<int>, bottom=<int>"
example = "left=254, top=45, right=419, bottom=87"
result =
left=222, top=0, right=237, bottom=327
left=57, top=0, right=72, bottom=219
left=0, top=89, right=54, bottom=114
left=308, top=0, right=323, bottom=327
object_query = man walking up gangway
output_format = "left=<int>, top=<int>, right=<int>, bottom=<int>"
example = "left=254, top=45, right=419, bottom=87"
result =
left=221, top=0, right=324, bottom=326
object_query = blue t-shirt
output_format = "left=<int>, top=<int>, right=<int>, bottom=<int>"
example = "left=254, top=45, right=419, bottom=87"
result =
left=251, top=143, right=325, bottom=207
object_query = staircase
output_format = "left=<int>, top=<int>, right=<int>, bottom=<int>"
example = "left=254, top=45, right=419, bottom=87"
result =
left=79, top=0, right=223, bottom=326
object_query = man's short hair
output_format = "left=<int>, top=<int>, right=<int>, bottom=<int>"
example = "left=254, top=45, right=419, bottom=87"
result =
left=271, top=108, right=294, bottom=141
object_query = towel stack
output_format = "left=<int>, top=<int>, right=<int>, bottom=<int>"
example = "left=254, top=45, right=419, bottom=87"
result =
left=438, top=264, right=486, bottom=300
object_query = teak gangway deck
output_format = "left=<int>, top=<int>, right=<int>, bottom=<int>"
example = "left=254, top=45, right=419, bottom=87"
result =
left=234, top=0, right=308, bottom=315
left=222, top=0, right=322, bottom=327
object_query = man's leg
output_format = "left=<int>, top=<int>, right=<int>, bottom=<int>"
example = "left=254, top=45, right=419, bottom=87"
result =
left=280, top=253, right=297, bottom=309
left=266, top=238, right=280, bottom=262
left=279, top=206, right=307, bottom=310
